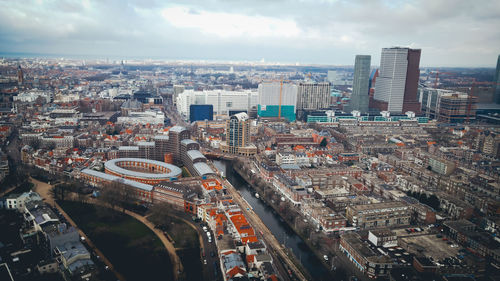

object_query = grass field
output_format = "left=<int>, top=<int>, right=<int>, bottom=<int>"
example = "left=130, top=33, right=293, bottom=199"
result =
left=149, top=208, right=203, bottom=281
left=168, top=217, right=199, bottom=249
left=169, top=217, right=202, bottom=281
left=58, top=201, right=174, bottom=281
left=177, top=247, right=203, bottom=281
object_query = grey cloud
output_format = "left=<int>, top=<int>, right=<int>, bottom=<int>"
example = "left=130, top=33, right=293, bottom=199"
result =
left=0, top=0, right=498, bottom=66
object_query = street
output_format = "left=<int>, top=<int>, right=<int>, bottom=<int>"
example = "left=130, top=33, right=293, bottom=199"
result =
left=222, top=177, right=308, bottom=281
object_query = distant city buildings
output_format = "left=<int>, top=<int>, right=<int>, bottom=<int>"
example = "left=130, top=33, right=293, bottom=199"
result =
left=172, top=84, right=185, bottom=106
left=2, top=57, right=500, bottom=281
left=418, top=87, right=477, bottom=123
left=117, top=110, right=165, bottom=125
left=176, top=89, right=258, bottom=120
left=13, top=89, right=52, bottom=103
left=327, top=70, right=339, bottom=84
left=328, top=70, right=352, bottom=86
left=373, top=47, right=421, bottom=114
left=347, top=55, right=371, bottom=113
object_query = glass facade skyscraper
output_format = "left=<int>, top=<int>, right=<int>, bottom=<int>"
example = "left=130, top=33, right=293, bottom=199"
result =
left=495, top=55, right=500, bottom=104
left=349, top=55, right=371, bottom=113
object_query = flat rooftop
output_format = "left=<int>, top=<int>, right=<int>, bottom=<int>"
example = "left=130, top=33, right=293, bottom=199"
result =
left=400, top=233, right=460, bottom=260
left=350, top=201, right=408, bottom=211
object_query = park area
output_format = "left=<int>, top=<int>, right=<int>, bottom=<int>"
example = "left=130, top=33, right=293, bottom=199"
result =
left=148, top=204, right=204, bottom=281
left=58, top=201, right=174, bottom=281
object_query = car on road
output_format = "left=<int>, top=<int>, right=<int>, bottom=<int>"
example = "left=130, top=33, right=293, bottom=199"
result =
left=203, top=259, right=207, bottom=265
left=210, top=251, right=215, bottom=257
left=323, top=255, right=329, bottom=261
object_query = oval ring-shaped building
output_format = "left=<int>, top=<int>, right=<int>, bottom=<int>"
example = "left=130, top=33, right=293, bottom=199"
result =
left=105, top=158, right=182, bottom=185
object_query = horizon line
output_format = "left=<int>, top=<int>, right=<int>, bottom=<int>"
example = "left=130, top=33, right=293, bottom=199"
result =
left=0, top=51, right=496, bottom=69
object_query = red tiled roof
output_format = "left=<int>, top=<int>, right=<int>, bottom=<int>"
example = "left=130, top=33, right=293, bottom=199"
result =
left=227, top=266, right=246, bottom=278
left=246, top=255, right=255, bottom=264
left=241, top=236, right=258, bottom=244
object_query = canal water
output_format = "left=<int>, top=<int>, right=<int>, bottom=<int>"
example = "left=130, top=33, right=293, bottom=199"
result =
left=214, top=160, right=334, bottom=281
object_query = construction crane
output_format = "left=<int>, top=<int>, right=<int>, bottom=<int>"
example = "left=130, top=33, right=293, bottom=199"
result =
left=263, top=77, right=291, bottom=119
left=429, top=70, right=454, bottom=89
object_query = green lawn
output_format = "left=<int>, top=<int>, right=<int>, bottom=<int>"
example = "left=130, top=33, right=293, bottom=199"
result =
left=169, top=218, right=202, bottom=281
left=149, top=209, right=203, bottom=281
left=177, top=248, right=203, bottom=281
left=58, top=201, right=173, bottom=281
left=168, top=217, right=199, bottom=249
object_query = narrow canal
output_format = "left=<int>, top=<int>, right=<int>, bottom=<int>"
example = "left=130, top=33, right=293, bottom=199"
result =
left=214, top=160, right=335, bottom=281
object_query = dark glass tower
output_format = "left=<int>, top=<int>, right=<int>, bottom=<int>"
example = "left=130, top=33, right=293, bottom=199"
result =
left=349, top=55, right=371, bottom=113
left=495, top=55, right=500, bottom=104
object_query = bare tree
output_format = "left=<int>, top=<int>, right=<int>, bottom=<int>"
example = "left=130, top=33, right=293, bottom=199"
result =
left=50, top=183, right=70, bottom=201
left=98, top=181, right=124, bottom=210
left=149, top=203, right=175, bottom=228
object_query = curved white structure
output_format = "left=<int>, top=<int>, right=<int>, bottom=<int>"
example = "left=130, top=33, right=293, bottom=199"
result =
left=104, top=158, right=182, bottom=185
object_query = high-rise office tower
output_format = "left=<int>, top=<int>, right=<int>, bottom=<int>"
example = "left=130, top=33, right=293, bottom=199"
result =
left=495, top=55, right=500, bottom=104
left=373, top=47, right=421, bottom=113
left=349, top=55, right=371, bottom=113
left=297, top=82, right=331, bottom=110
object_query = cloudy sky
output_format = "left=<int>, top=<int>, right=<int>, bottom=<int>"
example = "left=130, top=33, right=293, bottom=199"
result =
left=1, top=0, right=499, bottom=67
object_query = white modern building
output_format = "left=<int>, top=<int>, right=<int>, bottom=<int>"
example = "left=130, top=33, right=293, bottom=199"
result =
left=276, top=152, right=310, bottom=166
left=117, top=110, right=165, bottom=125
left=258, top=82, right=297, bottom=109
left=176, top=90, right=258, bottom=120
left=276, top=152, right=296, bottom=165
left=327, top=70, right=339, bottom=84
left=14, top=89, right=52, bottom=103
left=374, top=48, right=408, bottom=112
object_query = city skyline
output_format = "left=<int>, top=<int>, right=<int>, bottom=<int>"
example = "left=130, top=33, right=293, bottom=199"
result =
left=0, top=0, right=499, bottom=67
